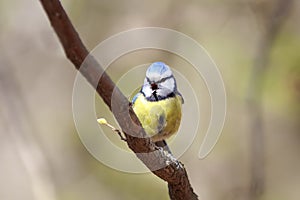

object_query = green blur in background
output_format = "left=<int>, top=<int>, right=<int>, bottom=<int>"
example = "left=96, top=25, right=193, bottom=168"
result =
left=0, top=0, right=299, bottom=200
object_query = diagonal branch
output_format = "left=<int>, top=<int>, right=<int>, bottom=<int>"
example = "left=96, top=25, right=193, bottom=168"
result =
left=39, top=0, right=198, bottom=199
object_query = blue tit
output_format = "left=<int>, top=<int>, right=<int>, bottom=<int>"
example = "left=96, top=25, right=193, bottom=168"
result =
left=132, top=62, right=184, bottom=143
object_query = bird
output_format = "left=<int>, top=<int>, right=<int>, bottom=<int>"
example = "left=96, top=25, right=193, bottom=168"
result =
left=131, top=62, right=184, bottom=150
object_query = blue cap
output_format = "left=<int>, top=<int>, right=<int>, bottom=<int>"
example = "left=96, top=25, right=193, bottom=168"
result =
left=146, top=62, right=171, bottom=76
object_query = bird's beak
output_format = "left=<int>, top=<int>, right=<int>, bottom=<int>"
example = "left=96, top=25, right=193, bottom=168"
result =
left=151, top=83, right=158, bottom=90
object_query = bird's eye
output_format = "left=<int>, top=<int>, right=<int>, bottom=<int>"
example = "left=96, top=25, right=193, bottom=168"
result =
left=151, top=83, right=158, bottom=90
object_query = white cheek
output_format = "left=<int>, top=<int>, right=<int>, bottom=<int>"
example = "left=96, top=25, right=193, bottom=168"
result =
left=158, top=78, right=175, bottom=96
left=142, top=85, right=152, bottom=97
left=163, top=78, right=175, bottom=91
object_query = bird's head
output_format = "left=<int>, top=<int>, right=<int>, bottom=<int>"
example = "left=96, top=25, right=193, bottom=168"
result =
left=142, top=62, right=177, bottom=101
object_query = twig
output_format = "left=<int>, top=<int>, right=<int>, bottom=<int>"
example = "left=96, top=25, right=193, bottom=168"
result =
left=38, top=0, right=198, bottom=199
left=97, top=118, right=127, bottom=141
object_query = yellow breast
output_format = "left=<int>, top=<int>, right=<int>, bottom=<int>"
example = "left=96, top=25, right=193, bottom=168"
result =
left=132, top=94, right=182, bottom=142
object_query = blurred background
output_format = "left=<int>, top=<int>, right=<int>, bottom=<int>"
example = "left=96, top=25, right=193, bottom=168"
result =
left=0, top=0, right=299, bottom=200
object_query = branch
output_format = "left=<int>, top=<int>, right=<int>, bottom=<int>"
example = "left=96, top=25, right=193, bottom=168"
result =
left=39, top=0, right=198, bottom=199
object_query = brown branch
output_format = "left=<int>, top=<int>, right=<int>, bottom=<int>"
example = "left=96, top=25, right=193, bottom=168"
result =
left=39, top=0, right=198, bottom=199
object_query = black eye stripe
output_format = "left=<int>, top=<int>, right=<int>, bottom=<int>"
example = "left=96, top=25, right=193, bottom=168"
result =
left=158, top=75, right=174, bottom=83
left=146, top=77, right=151, bottom=84
left=146, top=75, right=174, bottom=84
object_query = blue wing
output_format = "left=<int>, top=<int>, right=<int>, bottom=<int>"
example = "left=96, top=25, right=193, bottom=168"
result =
left=132, top=92, right=142, bottom=104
